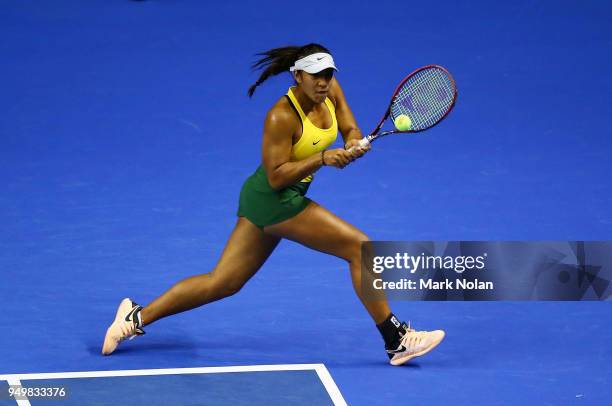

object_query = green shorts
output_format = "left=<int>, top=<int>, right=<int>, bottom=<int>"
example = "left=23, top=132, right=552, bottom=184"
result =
left=237, top=165, right=312, bottom=229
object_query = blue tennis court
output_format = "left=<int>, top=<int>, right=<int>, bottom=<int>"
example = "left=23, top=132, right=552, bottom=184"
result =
left=0, top=365, right=343, bottom=405
left=1, top=1, right=611, bottom=404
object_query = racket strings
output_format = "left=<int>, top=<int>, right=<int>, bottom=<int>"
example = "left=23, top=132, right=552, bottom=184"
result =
left=394, top=72, right=451, bottom=124
left=391, top=68, right=455, bottom=131
left=394, top=71, right=453, bottom=129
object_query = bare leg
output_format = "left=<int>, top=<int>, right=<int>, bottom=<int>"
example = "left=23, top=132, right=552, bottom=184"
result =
left=141, top=217, right=280, bottom=326
left=265, top=202, right=391, bottom=324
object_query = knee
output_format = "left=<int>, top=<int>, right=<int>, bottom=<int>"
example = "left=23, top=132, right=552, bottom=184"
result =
left=346, top=232, right=370, bottom=264
left=210, top=273, right=245, bottom=299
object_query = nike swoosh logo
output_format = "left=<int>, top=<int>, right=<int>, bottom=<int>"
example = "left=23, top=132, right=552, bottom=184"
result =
left=313, top=140, right=321, bottom=145
left=387, top=345, right=407, bottom=354
left=316, top=57, right=324, bottom=61
left=124, top=305, right=146, bottom=335
left=125, top=307, right=137, bottom=322
left=125, top=303, right=142, bottom=323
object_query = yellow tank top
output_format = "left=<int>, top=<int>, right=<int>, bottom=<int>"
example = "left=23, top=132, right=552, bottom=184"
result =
left=286, top=87, right=338, bottom=183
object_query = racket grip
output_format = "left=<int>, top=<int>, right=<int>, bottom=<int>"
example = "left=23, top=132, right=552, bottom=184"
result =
left=347, top=137, right=371, bottom=153
left=358, top=137, right=371, bottom=148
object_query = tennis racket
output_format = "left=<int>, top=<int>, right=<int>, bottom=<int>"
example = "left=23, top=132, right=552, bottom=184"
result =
left=353, top=65, right=457, bottom=150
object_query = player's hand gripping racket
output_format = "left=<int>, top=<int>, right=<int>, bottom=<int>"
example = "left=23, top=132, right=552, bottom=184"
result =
left=351, top=65, right=457, bottom=151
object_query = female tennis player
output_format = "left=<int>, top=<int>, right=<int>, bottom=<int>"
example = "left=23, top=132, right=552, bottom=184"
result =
left=102, top=43, right=444, bottom=365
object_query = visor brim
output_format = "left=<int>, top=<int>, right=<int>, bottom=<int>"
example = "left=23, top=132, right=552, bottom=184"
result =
left=302, top=64, right=338, bottom=74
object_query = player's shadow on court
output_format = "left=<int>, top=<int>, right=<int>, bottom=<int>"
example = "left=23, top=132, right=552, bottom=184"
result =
left=325, top=359, right=424, bottom=369
left=86, top=333, right=279, bottom=358
left=86, top=335, right=199, bottom=356
left=324, top=355, right=457, bottom=369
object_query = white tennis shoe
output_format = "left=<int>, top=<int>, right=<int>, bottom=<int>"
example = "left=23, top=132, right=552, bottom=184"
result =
left=387, top=323, right=445, bottom=366
left=101, top=298, right=145, bottom=355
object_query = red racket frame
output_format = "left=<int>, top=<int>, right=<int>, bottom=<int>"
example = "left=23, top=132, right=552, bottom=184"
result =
left=368, top=64, right=458, bottom=139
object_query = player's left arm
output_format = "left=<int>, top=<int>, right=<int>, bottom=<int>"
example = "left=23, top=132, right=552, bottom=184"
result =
left=329, top=77, right=369, bottom=156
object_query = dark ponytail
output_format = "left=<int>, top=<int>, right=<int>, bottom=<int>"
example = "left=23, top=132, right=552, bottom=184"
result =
left=248, top=43, right=331, bottom=98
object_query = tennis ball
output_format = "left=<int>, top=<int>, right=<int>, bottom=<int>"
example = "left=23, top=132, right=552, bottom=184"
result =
left=394, top=114, right=412, bottom=131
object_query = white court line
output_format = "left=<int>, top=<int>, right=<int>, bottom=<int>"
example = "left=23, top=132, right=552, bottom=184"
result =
left=314, top=365, right=348, bottom=406
left=5, top=378, right=31, bottom=406
left=1, top=363, right=347, bottom=406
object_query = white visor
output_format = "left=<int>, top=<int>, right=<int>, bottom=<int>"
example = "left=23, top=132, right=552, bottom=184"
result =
left=289, top=52, right=338, bottom=74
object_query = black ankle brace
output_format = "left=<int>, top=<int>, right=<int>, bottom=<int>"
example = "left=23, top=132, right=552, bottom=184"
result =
left=376, top=313, right=403, bottom=348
